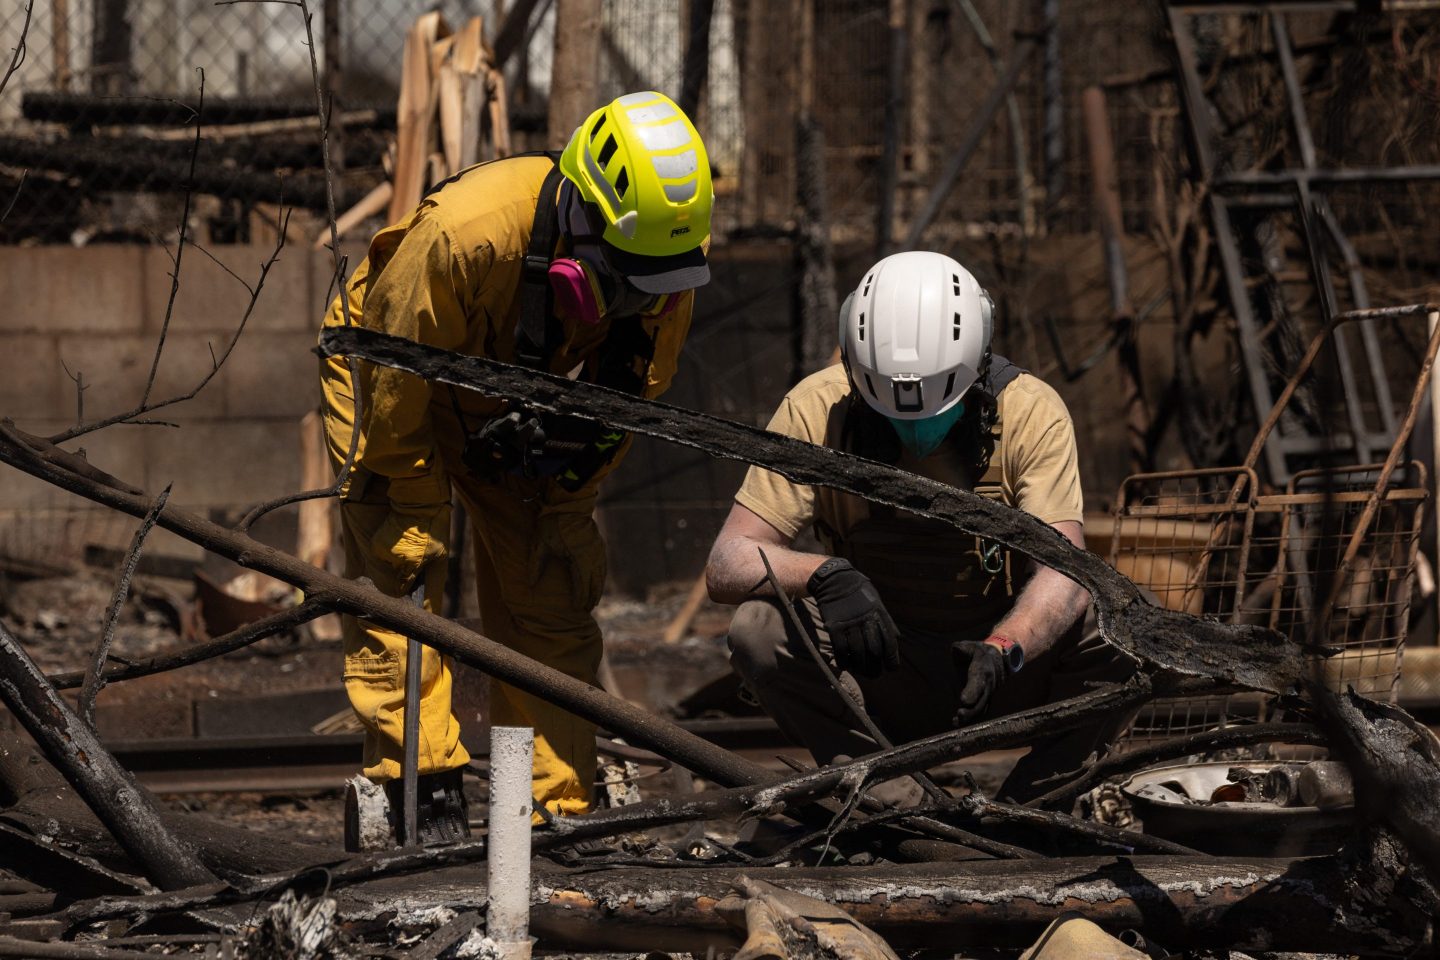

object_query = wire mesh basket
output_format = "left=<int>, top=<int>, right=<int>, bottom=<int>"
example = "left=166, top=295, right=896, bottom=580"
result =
left=1110, top=467, right=1262, bottom=742
left=1110, top=461, right=1427, bottom=745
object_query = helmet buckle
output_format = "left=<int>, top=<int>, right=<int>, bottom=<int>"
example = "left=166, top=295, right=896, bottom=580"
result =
left=891, top=374, right=925, bottom=413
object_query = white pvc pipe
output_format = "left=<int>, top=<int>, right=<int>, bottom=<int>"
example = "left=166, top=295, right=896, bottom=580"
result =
left=487, top=725, right=534, bottom=958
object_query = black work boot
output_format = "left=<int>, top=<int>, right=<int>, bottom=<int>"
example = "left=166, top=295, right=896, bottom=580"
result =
left=384, top=768, right=472, bottom=846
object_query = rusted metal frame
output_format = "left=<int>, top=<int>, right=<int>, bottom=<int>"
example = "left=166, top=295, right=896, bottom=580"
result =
left=1241, top=306, right=1437, bottom=470
left=1112, top=466, right=1259, bottom=619
left=899, top=34, right=1038, bottom=251
left=1168, top=5, right=1400, bottom=482
left=1312, top=314, right=1440, bottom=636
left=1217, top=165, right=1440, bottom=188
left=1270, top=11, right=1316, bottom=169
left=1315, top=198, right=1397, bottom=436
left=1259, top=485, right=1429, bottom=507
left=1210, top=192, right=1290, bottom=481
left=0, top=622, right=217, bottom=891
left=1188, top=469, right=1257, bottom=616
left=1279, top=4, right=1376, bottom=464
left=319, top=326, right=1305, bottom=692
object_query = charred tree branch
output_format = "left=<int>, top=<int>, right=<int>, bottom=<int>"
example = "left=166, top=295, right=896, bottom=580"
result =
left=48, top=599, right=331, bottom=690
left=318, top=327, right=1305, bottom=693
left=0, top=622, right=216, bottom=890
left=79, top=485, right=170, bottom=727
left=0, top=426, right=774, bottom=792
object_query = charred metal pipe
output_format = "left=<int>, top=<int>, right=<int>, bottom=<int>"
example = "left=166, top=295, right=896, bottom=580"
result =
left=501, top=855, right=1414, bottom=955
left=0, top=423, right=773, bottom=793
left=0, top=622, right=217, bottom=890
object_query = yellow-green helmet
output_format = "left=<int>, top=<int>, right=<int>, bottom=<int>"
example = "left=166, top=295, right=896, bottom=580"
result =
left=559, top=91, right=712, bottom=293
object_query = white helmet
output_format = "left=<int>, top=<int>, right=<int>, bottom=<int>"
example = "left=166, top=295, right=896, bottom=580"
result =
left=839, top=251, right=994, bottom=420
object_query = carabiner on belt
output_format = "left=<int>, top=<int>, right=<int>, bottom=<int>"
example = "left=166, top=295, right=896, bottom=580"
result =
left=979, top=539, right=1005, bottom=574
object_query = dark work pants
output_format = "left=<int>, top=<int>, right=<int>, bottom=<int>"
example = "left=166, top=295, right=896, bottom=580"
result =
left=726, top=597, right=1136, bottom=804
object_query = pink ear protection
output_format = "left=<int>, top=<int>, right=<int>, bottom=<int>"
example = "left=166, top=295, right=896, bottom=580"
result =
left=548, top=258, right=605, bottom=326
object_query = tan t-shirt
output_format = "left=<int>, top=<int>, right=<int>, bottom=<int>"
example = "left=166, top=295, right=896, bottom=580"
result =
left=736, top=364, right=1083, bottom=547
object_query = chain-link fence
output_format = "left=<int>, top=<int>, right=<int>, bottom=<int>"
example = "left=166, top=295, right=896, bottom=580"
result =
left=0, top=0, right=748, bottom=243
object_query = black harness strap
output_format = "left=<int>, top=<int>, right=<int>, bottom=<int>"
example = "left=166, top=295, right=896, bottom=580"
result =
left=515, top=163, right=567, bottom=370
left=984, top=354, right=1025, bottom=395
left=421, top=150, right=565, bottom=371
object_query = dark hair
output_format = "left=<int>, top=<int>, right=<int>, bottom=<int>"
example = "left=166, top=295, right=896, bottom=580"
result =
left=950, top=350, right=999, bottom=474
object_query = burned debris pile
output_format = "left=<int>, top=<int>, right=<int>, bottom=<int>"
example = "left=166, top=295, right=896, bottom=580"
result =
left=0, top=315, right=1438, bottom=955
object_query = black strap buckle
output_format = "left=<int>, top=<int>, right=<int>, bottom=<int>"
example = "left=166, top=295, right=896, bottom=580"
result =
left=522, top=253, right=551, bottom=280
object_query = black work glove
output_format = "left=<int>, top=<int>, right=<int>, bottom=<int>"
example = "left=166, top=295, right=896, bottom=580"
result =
left=807, top=557, right=900, bottom=678
left=951, top=640, right=1007, bottom=725
left=463, top=408, right=548, bottom=479
left=463, top=409, right=624, bottom=488
left=539, top=414, right=628, bottom=492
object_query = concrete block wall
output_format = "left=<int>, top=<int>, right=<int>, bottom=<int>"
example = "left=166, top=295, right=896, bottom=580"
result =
left=0, top=242, right=355, bottom=564
left=0, top=240, right=799, bottom=595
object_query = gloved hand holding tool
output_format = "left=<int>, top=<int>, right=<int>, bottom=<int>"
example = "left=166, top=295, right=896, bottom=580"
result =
left=952, top=636, right=1023, bottom=725
left=464, top=406, right=626, bottom=491
left=806, top=557, right=900, bottom=678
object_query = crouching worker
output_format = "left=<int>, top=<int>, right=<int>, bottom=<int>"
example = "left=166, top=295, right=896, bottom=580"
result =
left=705, top=251, right=1133, bottom=805
left=319, top=91, right=713, bottom=845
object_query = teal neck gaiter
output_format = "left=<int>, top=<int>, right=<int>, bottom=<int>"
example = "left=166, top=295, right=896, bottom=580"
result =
left=887, top=402, right=965, bottom=459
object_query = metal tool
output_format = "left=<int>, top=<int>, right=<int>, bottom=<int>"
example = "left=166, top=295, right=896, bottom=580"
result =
left=401, top=577, right=426, bottom=847
left=757, top=548, right=949, bottom=806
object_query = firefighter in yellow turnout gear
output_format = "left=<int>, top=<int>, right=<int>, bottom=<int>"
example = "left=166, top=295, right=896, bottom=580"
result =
left=319, top=92, right=713, bottom=838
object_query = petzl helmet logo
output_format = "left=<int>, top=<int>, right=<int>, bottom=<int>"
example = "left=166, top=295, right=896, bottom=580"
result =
left=669, top=225, right=691, bottom=238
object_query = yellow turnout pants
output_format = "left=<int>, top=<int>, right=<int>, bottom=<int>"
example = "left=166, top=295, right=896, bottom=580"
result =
left=323, top=359, right=607, bottom=816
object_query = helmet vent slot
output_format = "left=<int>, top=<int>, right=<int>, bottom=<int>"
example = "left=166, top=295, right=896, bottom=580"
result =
left=951, top=273, right=961, bottom=295
left=952, top=311, right=961, bottom=341
left=863, top=274, right=872, bottom=295
left=944, top=372, right=956, bottom=398
left=614, top=167, right=630, bottom=198
left=863, top=374, right=878, bottom=399
left=598, top=135, right=619, bottom=168
left=589, top=116, right=606, bottom=142
left=858, top=311, right=865, bottom=341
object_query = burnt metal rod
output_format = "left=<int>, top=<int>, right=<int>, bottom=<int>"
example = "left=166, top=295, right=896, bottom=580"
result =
left=0, top=621, right=217, bottom=890
left=317, top=326, right=1303, bottom=695
left=402, top=582, right=426, bottom=848
left=900, top=35, right=1038, bottom=250
left=1216, top=165, right=1440, bottom=188
left=958, top=793, right=1202, bottom=856
left=756, top=548, right=950, bottom=806
left=0, top=422, right=773, bottom=793
left=59, top=677, right=1185, bottom=927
